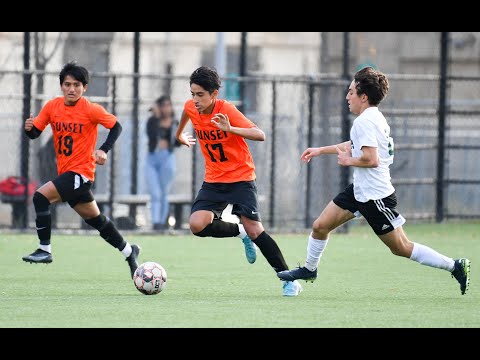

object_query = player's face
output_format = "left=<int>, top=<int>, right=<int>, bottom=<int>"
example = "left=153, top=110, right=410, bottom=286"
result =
left=346, top=79, right=364, bottom=115
left=61, top=75, right=87, bottom=106
left=190, top=83, right=218, bottom=114
left=159, top=101, right=173, bottom=118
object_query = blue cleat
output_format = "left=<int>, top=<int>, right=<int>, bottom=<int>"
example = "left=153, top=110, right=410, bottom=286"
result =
left=241, top=235, right=257, bottom=264
left=282, top=280, right=303, bottom=296
left=451, top=258, right=471, bottom=295
left=277, top=266, right=317, bottom=283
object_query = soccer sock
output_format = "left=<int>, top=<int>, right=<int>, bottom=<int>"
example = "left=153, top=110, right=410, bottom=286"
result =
left=237, top=223, right=247, bottom=239
left=304, top=233, right=328, bottom=272
left=85, top=214, right=128, bottom=253
left=193, top=219, right=239, bottom=238
left=410, top=242, right=455, bottom=271
left=39, top=244, right=51, bottom=253
left=33, top=192, right=51, bottom=248
left=252, top=231, right=289, bottom=272
left=121, top=243, right=132, bottom=258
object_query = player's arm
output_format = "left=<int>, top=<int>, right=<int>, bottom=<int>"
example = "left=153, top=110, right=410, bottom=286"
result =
left=211, top=113, right=265, bottom=141
left=24, top=113, right=42, bottom=139
left=95, top=121, right=122, bottom=165
left=175, top=110, right=196, bottom=148
left=98, top=121, right=122, bottom=154
left=336, top=145, right=379, bottom=168
left=301, top=140, right=352, bottom=162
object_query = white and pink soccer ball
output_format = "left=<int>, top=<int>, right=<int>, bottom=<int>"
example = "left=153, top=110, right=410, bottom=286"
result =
left=133, top=262, right=167, bottom=295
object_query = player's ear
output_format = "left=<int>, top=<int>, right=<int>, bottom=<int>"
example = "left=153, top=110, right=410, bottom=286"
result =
left=83, top=84, right=88, bottom=93
left=212, top=89, right=219, bottom=98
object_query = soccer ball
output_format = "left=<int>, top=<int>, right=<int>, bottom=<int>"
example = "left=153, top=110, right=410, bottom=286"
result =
left=133, top=262, right=167, bottom=295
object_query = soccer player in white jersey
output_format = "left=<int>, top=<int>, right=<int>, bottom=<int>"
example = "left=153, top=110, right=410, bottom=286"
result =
left=277, top=66, right=471, bottom=295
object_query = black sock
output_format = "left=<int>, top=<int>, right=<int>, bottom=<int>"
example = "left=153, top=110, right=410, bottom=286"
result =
left=33, top=192, right=51, bottom=246
left=85, top=215, right=126, bottom=250
left=193, top=219, right=239, bottom=238
left=253, top=231, right=289, bottom=272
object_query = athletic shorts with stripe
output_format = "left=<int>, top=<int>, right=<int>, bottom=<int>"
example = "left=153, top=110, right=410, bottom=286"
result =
left=52, top=171, right=95, bottom=208
left=191, top=180, right=261, bottom=222
left=333, top=183, right=406, bottom=235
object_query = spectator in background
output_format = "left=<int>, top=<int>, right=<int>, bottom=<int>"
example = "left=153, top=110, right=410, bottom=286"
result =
left=145, top=95, right=181, bottom=231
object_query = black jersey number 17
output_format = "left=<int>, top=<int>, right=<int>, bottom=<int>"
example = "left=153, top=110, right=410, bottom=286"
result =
left=205, top=143, right=228, bottom=162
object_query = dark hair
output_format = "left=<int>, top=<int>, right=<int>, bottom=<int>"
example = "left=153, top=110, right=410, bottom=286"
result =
left=353, top=67, right=389, bottom=106
left=155, top=95, right=171, bottom=107
left=189, top=66, right=221, bottom=94
left=153, top=95, right=174, bottom=118
left=59, top=61, right=89, bottom=86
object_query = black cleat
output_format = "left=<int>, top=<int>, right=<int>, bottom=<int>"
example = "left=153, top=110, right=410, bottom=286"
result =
left=126, top=244, right=141, bottom=279
left=451, top=258, right=471, bottom=295
left=277, top=266, right=317, bottom=283
left=22, top=249, right=52, bottom=264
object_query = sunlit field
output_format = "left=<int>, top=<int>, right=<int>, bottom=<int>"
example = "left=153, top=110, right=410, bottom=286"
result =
left=1, top=222, right=478, bottom=328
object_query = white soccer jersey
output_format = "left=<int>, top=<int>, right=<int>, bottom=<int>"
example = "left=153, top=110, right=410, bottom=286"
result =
left=350, top=107, right=395, bottom=202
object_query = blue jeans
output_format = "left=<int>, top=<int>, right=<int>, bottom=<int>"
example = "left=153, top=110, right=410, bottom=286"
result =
left=145, top=149, right=176, bottom=225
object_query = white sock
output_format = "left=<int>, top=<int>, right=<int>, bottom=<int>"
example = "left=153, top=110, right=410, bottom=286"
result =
left=410, top=242, right=455, bottom=271
left=121, top=243, right=132, bottom=258
left=304, top=233, right=328, bottom=272
left=39, top=244, right=51, bottom=253
left=237, top=223, right=247, bottom=239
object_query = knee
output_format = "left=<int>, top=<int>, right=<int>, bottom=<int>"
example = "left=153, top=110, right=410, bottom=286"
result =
left=85, top=214, right=108, bottom=231
left=33, top=192, right=50, bottom=212
left=243, top=224, right=264, bottom=240
left=189, top=218, right=207, bottom=235
left=389, top=243, right=411, bottom=258
left=312, top=218, right=330, bottom=237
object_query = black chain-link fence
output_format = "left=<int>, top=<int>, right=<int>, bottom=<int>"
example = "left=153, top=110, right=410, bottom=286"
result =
left=1, top=32, right=479, bottom=231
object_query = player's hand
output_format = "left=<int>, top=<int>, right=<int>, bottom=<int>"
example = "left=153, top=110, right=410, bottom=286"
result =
left=94, top=149, right=107, bottom=165
left=24, top=113, right=34, bottom=131
left=335, top=145, right=351, bottom=166
left=211, top=113, right=231, bottom=132
left=345, top=143, right=352, bottom=157
left=301, top=147, right=321, bottom=163
left=178, top=132, right=196, bottom=148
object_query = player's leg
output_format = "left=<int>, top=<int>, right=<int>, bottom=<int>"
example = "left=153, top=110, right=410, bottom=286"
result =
left=378, top=227, right=470, bottom=294
left=189, top=207, right=257, bottom=260
left=74, top=199, right=141, bottom=279
left=189, top=182, right=238, bottom=237
left=61, top=173, right=140, bottom=279
left=22, top=181, right=62, bottom=264
left=240, top=216, right=301, bottom=296
left=145, top=152, right=162, bottom=230
left=189, top=182, right=254, bottom=261
left=158, top=153, right=176, bottom=230
left=366, top=192, right=470, bottom=295
left=277, top=184, right=357, bottom=282
left=277, top=200, right=354, bottom=282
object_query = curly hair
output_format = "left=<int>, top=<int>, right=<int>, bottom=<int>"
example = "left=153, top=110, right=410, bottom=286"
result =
left=353, top=67, right=389, bottom=106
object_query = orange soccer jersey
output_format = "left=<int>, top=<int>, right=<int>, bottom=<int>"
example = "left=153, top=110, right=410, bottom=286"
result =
left=33, top=96, right=117, bottom=181
left=184, top=99, right=256, bottom=183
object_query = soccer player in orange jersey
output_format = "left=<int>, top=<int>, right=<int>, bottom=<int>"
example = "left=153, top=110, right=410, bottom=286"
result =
left=22, top=61, right=141, bottom=279
left=176, top=66, right=302, bottom=296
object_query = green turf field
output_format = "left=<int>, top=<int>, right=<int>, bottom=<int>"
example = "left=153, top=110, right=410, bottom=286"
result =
left=0, top=222, right=478, bottom=328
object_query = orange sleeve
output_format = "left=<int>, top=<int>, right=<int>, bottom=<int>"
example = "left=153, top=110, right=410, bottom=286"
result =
left=33, top=100, right=54, bottom=131
left=221, top=102, right=256, bottom=129
left=90, top=103, right=117, bottom=129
